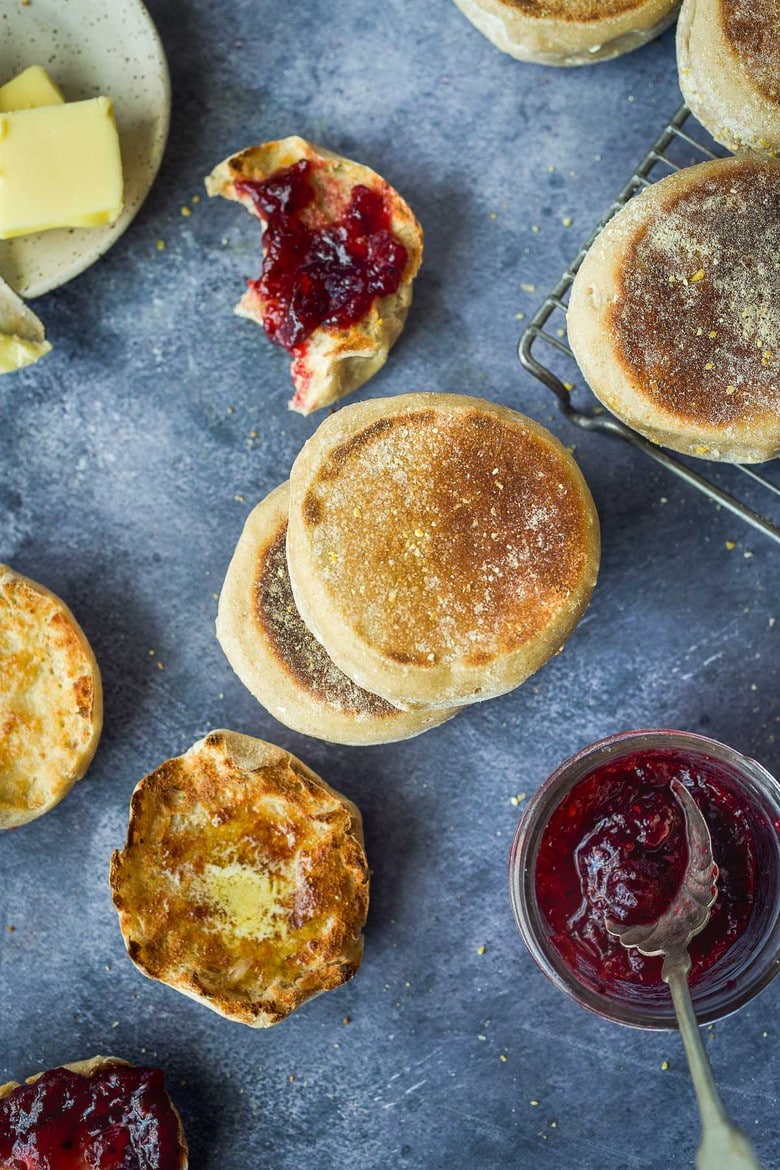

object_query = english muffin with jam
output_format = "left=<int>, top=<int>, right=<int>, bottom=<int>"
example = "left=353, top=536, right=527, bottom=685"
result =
left=0, top=563, right=102, bottom=829
left=287, top=394, right=600, bottom=710
left=206, top=136, right=423, bottom=415
left=678, top=0, right=780, bottom=154
left=217, top=483, right=459, bottom=744
left=111, top=731, right=369, bottom=1027
left=568, top=155, right=780, bottom=463
left=0, top=1056, right=188, bottom=1169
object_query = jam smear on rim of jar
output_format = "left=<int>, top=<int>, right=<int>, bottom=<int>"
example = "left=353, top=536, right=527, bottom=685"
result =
left=0, top=1062, right=182, bottom=1170
left=235, top=158, right=408, bottom=352
left=535, top=748, right=758, bottom=996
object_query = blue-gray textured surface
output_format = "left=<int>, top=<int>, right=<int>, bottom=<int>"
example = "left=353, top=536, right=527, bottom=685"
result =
left=1, top=2, right=779, bottom=1167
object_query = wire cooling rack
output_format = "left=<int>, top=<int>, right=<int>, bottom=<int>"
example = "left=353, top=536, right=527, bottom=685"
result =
left=518, top=103, right=780, bottom=546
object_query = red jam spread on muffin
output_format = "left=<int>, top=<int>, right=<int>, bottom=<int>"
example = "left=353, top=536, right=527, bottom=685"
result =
left=235, top=159, right=407, bottom=351
left=535, top=748, right=759, bottom=995
left=0, top=1063, right=181, bottom=1169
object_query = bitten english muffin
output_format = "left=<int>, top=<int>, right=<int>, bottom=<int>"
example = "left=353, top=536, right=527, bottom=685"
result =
left=287, top=394, right=600, bottom=710
left=451, top=0, right=679, bottom=66
left=217, top=482, right=460, bottom=744
left=567, top=155, right=780, bottom=463
left=0, top=1055, right=188, bottom=1169
left=678, top=0, right=780, bottom=154
left=0, top=563, right=102, bottom=829
left=111, top=730, right=370, bottom=1027
left=206, top=136, right=423, bottom=415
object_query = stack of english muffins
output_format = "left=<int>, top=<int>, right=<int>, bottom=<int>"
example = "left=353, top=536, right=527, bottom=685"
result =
left=217, top=392, right=600, bottom=744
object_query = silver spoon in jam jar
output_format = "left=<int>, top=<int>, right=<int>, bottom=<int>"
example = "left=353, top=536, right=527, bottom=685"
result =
left=606, top=778, right=762, bottom=1170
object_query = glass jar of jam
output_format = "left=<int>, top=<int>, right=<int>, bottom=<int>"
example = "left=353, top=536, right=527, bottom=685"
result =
left=510, top=730, right=780, bottom=1028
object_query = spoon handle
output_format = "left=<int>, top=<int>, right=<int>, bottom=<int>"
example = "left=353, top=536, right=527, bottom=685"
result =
left=665, top=962, right=762, bottom=1170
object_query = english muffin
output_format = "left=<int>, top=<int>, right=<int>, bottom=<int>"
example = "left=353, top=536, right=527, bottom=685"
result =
left=0, top=1055, right=188, bottom=1169
left=678, top=0, right=780, bottom=154
left=206, top=136, right=423, bottom=415
left=0, top=564, right=102, bottom=829
left=287, top=394, right=600, bottom=710
left=567, top=155, right=780, bottom=463
left=217, top=483, right=460, bottom=744
left=111, top=731, right=369, bottom=1027
left=451, top=0, right=679, bottom=66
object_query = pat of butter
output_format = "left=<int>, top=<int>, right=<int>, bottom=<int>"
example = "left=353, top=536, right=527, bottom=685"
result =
left=0, top=97, right=124, bottom=239
left=0, top=275, right=52, bottom=372
left=0, top=66, right=64, bottom=112
left=0, top=334, right=51, bottom=373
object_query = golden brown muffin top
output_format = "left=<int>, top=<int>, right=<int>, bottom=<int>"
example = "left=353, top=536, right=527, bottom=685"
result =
left=300, top=405, right=596, bottom=669
left=721, top=0, right=780, bottom=105
left=610, top=157, right=780, bottom=434
left=499, top=0, right=658, bottom=19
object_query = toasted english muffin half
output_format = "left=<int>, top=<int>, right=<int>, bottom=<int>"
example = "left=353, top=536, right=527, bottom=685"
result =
left=567, top=155, right=780, bottom=463
left=0, top=564, right=103, bottom=829
left=286, top=394, right=600, bottom=710
left=0, top=1055, right=188, bottom=1169
left=451, top=0, right=679, bottom=66
left=678, top=0, right=780, bottom=154
left=111, top=731, right=369, bottom=1027
left=217, top=483, right=460, bottom=744
left=206, top=136, right=423, bottom=415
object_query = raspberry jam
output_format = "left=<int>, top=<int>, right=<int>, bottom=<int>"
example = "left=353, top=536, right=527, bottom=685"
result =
left=534, top=748, right=763, bottom=1000
left=0, top=1063, right=183, bottom=1169
left=236, top=158, right=408, bottom=351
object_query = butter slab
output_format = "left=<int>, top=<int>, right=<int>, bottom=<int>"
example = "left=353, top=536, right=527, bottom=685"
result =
left=0, top=66, right=64, bottom=112
left=0, top=97, right=123, bottom=239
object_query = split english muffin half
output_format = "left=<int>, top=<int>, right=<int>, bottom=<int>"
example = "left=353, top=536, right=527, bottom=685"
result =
left=0, top=1056, right=188, bottom=1169
left=111, top=731, right=369, bottom=1027
left=287, top=393, right=600, bottom=710
left=206, top=136, right=423, bottom=415
left=450, top=0, right=680, bottom=66
left=567, top=154, right=780, bottom=463
left=0, top=563, right=102, bottom=829
left=217, top=482, right=460, bottom=744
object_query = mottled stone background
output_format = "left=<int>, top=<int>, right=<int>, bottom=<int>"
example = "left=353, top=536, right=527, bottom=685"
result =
left=1, top=1, right=778, bottom=1167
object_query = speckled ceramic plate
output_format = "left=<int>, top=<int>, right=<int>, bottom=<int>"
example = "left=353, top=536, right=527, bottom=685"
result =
left=0, top=0, right=170, bottom=299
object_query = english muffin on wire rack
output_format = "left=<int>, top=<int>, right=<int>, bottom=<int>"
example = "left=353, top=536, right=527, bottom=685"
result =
left=678, top=0, right=780, bottom=154
left=287, top=394, right=600, bottom=711
left=111, top=731, right=369, bottom=1027
left=217, top=483, right=460, bottom=744
left=567, top=155, right=780, bottom=464
left=450, top=0, right=679, bottom=66
left=0, top=564, right=102, bottom=829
